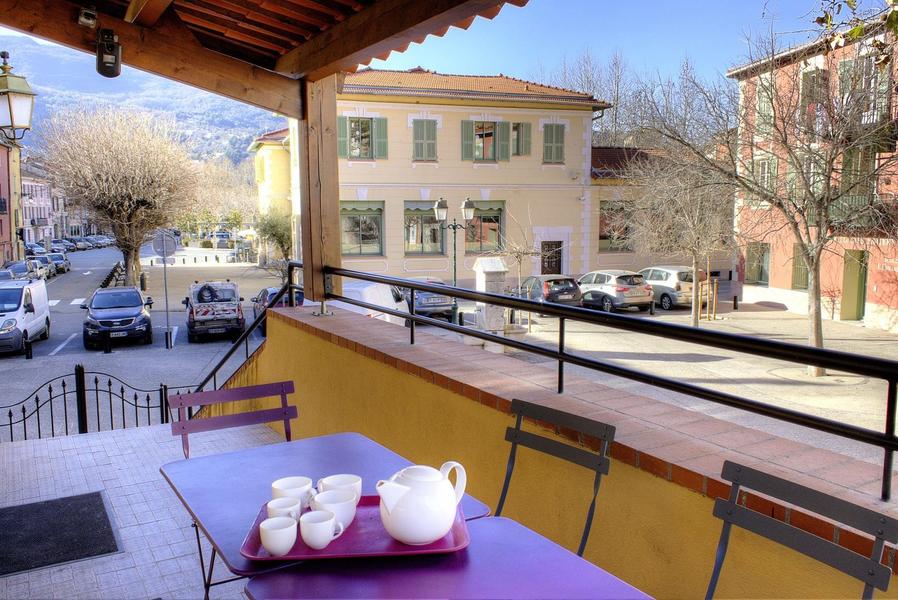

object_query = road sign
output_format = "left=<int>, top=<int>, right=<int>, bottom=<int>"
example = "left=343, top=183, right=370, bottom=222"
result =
left=152, top=230, right=178, bottom=257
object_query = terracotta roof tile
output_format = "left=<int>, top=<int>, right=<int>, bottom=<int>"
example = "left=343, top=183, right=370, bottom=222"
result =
left=343, top=68, right=607, bottom=109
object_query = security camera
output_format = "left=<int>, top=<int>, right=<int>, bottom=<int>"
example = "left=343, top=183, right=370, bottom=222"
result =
left=96, top=28, right=121, bottom=78
left=78, top=6, right=97, bottom=29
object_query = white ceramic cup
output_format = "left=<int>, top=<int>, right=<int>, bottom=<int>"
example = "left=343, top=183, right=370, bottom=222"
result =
left=310, top=489, right=357, bottom=528
left=259, top=516, right=297, bottom=557
left=316, top=474, right=362, bottom=505
left=300, top=510, right=345, bottom=550
left=271, top=476, right=316, bottom=508
left=267, top=497, right=302, bottom=520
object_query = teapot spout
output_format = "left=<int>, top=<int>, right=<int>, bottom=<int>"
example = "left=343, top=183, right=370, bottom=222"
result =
left=376, top=480, right=411, bottom=514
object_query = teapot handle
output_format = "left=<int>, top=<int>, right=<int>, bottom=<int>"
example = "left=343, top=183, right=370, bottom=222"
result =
left=440, top=461, right=467, bottom=506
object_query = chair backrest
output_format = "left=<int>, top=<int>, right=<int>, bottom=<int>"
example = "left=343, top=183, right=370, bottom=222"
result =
left=706, top=460, right=898, bottom=599
left=495, top=398, right=615, bottom=557
left=169, top=381, right=297, bottom=459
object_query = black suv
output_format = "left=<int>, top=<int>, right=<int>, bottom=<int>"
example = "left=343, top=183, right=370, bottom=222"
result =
left=82, top=287, right=153, bottom=349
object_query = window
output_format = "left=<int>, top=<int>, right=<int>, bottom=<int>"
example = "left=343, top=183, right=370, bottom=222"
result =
left=337, top=117, right=387, bottom=159
left=756, top=72, right=773, bottom=134
left=474, top=121, right=496, bottom=161
left=465, top=201, right=503, bottom=253
left=791, top=244, right=809, bottom=290
left=412, top=119, right=437, bottom=161
left=511, top=122, right=531, bottom=155
left=599, top=199, right=629, bottom=251
left=404, top=202, right=443, bottom=254
left=543, top=124, right=565, bottom=163
left=461, top=121, right=510, bottom=161
left=340, top=201, right=384, bottom=255
left=840, top=56, right=891, bottom=125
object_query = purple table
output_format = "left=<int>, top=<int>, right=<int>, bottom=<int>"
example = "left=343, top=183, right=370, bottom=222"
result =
left=244, top=517, right=651, bottom=599
left=160, top=432, right=490, bottom=578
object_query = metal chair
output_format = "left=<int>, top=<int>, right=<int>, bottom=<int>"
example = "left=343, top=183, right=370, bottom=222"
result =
left=169, top=380, right=297, bottom=600
left=706, top=460, right=898, bottom=599
left=495, top=398, right=615, bottom=557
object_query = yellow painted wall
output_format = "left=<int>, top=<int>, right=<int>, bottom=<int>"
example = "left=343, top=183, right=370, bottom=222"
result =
left=223, top=315, right=891, bottom=599
left=253, top=142, right=291, bottom=216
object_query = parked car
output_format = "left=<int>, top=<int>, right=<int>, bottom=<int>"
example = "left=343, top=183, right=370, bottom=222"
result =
left=329, top=281, right=409, bottom=326
left=32, top=255, right=58, bottom=278
left=638, top=266, right=707, bottom=311
left=184, top=281, right=244, bottom=342
left=0, top=270, right=13, bottom=281
left=251, top=287, right=305, bottom=335
left=396, top=276, right=454, bottom=321
left=578, top=270, right=653, bottom=312
left=24, top=243, right=46, bottom=256
left=66, top=237, right=93, bottom=250
left=86, top=235, right=110, bottom=247
left=3, top=261, right=41, bottom=280
left=47, top=253, right=71, bottom=274
left=52, top=238, right=76, bottom=251
left=81, top=287, right=153, bottom=349
left=212, top=231, right=231, bottom=249
left=518, top=275, right=583, bottom=307
left=0, top=278, right=51, bottom=354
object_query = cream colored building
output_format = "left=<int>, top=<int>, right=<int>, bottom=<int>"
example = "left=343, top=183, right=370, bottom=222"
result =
left=248, top=129, right=291, bottom=217
left=252, top=68, right=609, bottom=286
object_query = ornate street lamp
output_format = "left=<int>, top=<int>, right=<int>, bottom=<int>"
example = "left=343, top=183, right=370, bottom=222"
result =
left=433, top=197, right=474, bottom=324
left=0, top=51, right=36, bottom=142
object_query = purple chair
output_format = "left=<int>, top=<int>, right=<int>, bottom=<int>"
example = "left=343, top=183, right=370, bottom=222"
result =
left=168, top=380, right=297, bottom=599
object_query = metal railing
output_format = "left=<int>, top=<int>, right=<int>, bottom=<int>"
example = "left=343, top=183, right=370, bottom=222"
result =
left=304, top=261, right=898, bottom=502
left=0, top=364, right=194, bottom=442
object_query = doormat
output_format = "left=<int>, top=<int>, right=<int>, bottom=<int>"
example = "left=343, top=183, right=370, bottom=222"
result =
left=0, top=491, right=118, bottom=576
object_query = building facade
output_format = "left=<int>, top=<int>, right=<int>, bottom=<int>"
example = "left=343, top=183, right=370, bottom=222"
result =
left=21, top=164, right=54, bottom=245
left=252, top=68, right=608, bottom=285
left=729, top=34, right=898, bottom=332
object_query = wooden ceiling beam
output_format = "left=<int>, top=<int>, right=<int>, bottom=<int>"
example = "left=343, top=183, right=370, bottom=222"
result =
left=124, top=0, right=175, bottom=26
left=253, top=0, right=332, bottom=30
left=175, top=4, right=297, bottom=50
left=0, top=0, right=302, bottom=117
left=275, top=0, right=519, bottom=80
left=177, top=10, right=291, bottom=53
left=189, top=0, right=316, bottom=39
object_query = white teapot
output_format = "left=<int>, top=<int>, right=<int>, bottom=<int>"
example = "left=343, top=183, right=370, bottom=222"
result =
left=376, top=461, right=466, bottom=545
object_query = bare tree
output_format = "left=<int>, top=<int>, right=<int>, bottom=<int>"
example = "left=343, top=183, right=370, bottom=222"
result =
left=635, top=32, right=898, bottom=373
left=40, top=108, right=195, bottom=285
left=624, top=156, right=734, bottom=326
left=190, top=158, right=257, bottom=232
left=489, top=206, right=562, bottom=294
left=551, top=50, right=635, bottom=146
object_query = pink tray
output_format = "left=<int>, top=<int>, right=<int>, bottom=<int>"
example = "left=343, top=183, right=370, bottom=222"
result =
left=239, top=495, right=469, bottom=561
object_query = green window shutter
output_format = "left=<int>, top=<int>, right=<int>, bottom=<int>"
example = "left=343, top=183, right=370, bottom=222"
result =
left=521, top=122, right=531, bottom=155
left=876, top=65, right=891, bottom=121
left=543, top=125, right=554, bottom=162
left=425, top=119, right=437, bottom=161
left=373, top=117, right=388, bottom=158
left=496, top=121, right=511, bottom=161
left=412, top=120, right=425, bottom=161
left=461, top=120, right=474, bottom=161
left=555, top=125, right=565, bottom=162
left=839, top=59, right=855, bottom=105
left=337, top=116, right=348, bottom=158
left=791, top=244, right=809, bottom=289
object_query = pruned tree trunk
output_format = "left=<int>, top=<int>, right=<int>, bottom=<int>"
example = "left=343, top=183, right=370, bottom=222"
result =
left=807, top=261, right=826, bottom=377
left=691, top=254, right=701, bottom=327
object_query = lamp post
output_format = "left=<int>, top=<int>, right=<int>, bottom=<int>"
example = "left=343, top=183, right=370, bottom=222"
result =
left=0, top=51, right=36, bottom=142
left=434, top=197, right=474, bottom=324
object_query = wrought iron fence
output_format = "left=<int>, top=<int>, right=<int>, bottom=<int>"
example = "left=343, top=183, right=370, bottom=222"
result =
left=0, top=364, right=194, bottom=442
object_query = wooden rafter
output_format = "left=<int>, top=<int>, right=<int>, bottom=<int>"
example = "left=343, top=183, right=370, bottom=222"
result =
left=0, top=0, right=301, bottom=117
left=124, top=0, right=175, bottom=26
left=175, top=4, right=297, bottom=52
left=274, top=0, right=521, bottom=80
left=187, top=0, right=316, bottom=39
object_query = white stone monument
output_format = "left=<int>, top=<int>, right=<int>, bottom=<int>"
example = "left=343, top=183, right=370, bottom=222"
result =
left=473, top=257, right=508, bottom=352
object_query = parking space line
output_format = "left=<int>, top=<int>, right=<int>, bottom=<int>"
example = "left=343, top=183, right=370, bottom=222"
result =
left=70, top=298, right=85, bottom=305
left=171, top=326, right=178, bottom=348
left=49, top=300, right=60, bottom=306
left=49, top=333, right=77, bottom=356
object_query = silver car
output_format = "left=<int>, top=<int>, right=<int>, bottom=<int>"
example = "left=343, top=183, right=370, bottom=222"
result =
left=638, top=266, right=707, bottom=310
left=578, top=270, right=653, bottom=312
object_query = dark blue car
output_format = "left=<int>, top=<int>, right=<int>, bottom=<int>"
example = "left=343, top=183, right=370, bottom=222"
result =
left=82, top=287, right=153, bottom=349
left=251, top=287, right=305, bottom=335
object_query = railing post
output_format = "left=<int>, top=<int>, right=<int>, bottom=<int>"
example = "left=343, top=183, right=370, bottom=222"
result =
left=75, top=364, right=88, bottom=434
left=882, top=379, right=896, bottom=501
left=287, top=265, right=296, bottom=308
left=410, top=289, right=415, bottom=345
left=558, top=317, right=565, bottom=394
left=159, top=384, right=168, bottom=424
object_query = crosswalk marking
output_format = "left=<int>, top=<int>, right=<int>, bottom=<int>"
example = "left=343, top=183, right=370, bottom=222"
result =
left=49, top=300, right=60, bottom=306
left=70, top=298, right=85, bottom=305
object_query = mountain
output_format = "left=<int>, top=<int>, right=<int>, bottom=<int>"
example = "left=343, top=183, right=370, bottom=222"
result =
left=0, top=32, right=285, bottom=163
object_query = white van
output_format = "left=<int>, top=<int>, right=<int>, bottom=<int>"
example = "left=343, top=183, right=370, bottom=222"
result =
left=330, top=281, right=409, bottom=326
left=0, top=279, right=51, bottom=353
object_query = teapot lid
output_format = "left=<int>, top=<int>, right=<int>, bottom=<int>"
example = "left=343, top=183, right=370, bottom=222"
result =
left=399, top=465, right=442, bottom=482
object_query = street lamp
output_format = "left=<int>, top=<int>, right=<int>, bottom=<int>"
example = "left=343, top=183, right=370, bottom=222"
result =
left=0, top=51, right=36, bottom=142
left=434, top=197, right=474, bottom=324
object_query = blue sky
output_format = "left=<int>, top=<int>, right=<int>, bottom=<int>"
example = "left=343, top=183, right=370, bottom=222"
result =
left=0, top=1, right=870, bottom=88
